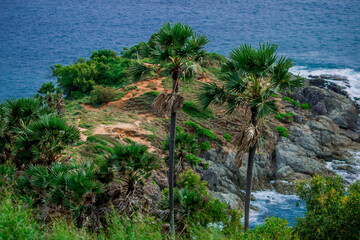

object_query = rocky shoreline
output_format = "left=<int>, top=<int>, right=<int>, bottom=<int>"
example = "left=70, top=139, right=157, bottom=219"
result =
left=201, top=74, right=360, bottom=209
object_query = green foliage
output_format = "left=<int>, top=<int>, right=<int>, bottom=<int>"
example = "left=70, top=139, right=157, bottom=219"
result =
left=244, top=217, right=298, bottom=240
left=0, top=97, right=61, bottom=165
left=301, top=102, right=311, bottom=110
left=128, top=61, right=159, bottom=82
left=159, top=170, right=243, bottom=235
left=90, top=85, right=118, bottom=105
left=0, top=192, right=42, bottom=240
left=283, top=96, right=300, bottom=108
left=163, top=126, right=202, bottom=170
left=182, top=101, right=214, bottom=119
left=224, top=133, right=231, bottom=142
left=104, top=143, right=160, bottom=193
left=17, top=162, right=103, bottom=226
left=275, top=112, right=294, bottom=122
left=52, top=51, right=131, bottom=96
left=199, top=43, right=303, bottom=121
left=275, top=126, right=289, bottom=138
left=294, top=175, right=360, bottom=240
left=0, top=164, right=16, bottom=188
left=185, top=121, right=216, bottom=141
left=199, top=52, right=227, bottom=68
left=15, top=115, right=80, bottom=166
left=37, top=82, right=60, bottom=95
left=121, top=43, right=143, bottom=59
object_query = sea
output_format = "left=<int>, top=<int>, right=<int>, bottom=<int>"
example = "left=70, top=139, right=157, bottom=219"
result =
left=1, top=0, right=359, bottom=228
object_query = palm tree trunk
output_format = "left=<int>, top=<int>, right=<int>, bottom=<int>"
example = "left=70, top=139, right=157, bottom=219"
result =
left=168, top=69, right=180, bottom=239
left=168, top=111, right=176, bottom=239
left=244, top=107, right=258, bottom=231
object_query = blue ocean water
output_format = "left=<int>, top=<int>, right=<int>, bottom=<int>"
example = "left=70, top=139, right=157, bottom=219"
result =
left=1, top=0, right=359, bottom=227
left=1, top=0, right=359, bottom=100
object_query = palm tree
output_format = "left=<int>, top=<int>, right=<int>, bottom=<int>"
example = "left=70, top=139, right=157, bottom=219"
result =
left=15, top=114, right=80, bottom=166
left=129, top=22, right=209, bottom=237
left=106, top=143, right=159, bottom=195
left=199, top=43, right=303, bottom=231
left=0, top=97, right=55, bottom=163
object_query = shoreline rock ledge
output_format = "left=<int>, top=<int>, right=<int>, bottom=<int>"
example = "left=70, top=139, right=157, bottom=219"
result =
left=201, top=76, right=360, bottom=208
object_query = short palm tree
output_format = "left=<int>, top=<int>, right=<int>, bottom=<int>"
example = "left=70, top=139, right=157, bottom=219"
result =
left=15, top=115, right=80, bottom=166
left=129, top=22, right=209, bottom=237
left=107, top=143, right=159, bottom=195
left=199, top=43, right=303, bottom=231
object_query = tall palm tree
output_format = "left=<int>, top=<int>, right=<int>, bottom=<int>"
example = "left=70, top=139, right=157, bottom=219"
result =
left=130, top=22, right=209, bottom=237
left=199, top=43, right=303, bottom=231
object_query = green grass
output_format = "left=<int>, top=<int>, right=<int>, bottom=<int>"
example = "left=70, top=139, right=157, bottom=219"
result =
left=224, top=133, right=231, bottom=142
left=301, top=102, right=311, bottom=110
left=283, top=97, right=300, bottom=108
left=275, top=126, right=289, bottom=138
left=182, top=101, right=214, bottom=119
left=275, top=112, right=294, bottom=122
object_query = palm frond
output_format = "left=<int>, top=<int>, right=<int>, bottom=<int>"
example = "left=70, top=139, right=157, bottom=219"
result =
left=128, top=61, right=157, bottom=82
left=198, top=82, right=227, bottom=109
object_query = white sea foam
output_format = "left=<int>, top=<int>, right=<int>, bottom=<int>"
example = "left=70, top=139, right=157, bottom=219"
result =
left=290, top=66, right=360, bottom=103
left=249, top=190, right=305, bottom=228
left=326, top=151, right=360, bottom=184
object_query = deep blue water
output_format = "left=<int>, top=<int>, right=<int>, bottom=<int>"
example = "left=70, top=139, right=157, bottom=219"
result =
left=1, top=0, right=359, bottom=100
left=0, top=0, right=359, bottom=227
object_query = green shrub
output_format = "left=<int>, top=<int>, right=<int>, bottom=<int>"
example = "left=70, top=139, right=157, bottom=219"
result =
left=185, top=121, right=216, bottom=141
left=275, top=112, right=294, bottom=122
left=283, top=96, right=300, bottom=107
left=15, top=115, right=80, bottom=166
left=294, top=175, right=360, bottom=240
left=245, top=217, right=298, bottom=240
left=182, top=101, right=214, bottom=119
left=17, top=162, right=103, bottom=227
left=90, top=85, right=118, bottom=105
left=275, top=126, right=289, bottom=138
left=224, top=133, right=231, bottom=142
left=104, top=143, right=160, bottom=194
left=159, top=170, right=243, bottom=236
left=301, top=102, right=311, bottom=110
left=52, top=52, right=131, bottom=96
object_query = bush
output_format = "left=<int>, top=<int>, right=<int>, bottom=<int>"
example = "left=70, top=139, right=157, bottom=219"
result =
left=244, top=217, right=298, bottom=240
left=224, top=133, right=231, bottom=142
left=283, top=96, right=300, bottom=107
left=275, top=112, right=294, bottom=122
left=90, top=85, right=118, bottom=105
left=185, top=121, right=216, bottom=141
left=182, top=101, right=214, bottom=119
left=163, top=126, right=202, bottom=171
left=15, top=115, right=80, bottom=166
left=159, top=170, right=243, bottom=236
left=104, top=143, right=160, bottom=194
left=301, top=102, right=311, bottom=110
left=52, top=51, right=131, bottom=96
left=275, top=126, right=289, bottom=138
left=294, top=175, right=360, bottom=240
left=17, top=162, right=104, bottom=227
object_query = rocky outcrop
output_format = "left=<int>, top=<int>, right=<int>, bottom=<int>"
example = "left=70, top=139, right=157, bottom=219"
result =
left=202, top=80, right=360, bottom=199
left=293, top=86, right=358, bottom=130
left=201, top=148, right=275, bottom=209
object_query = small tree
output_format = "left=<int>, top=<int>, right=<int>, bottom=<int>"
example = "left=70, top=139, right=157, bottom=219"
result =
left=106, top=143, right=160, bottom=195
left=15, top=115, right=80, bottom=166
left=199, top=43, right=303, bottom=231
left=129, top=22, right=209, bottom=237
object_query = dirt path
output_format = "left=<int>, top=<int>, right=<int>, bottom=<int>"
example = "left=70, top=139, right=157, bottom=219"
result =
left=82, top=77, right=167, bottom=112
